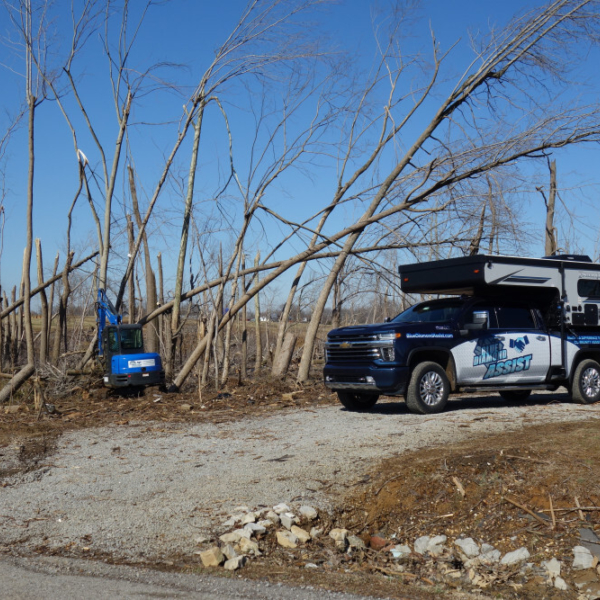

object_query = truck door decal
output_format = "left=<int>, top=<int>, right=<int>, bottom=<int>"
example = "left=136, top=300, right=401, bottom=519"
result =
left=473, top=335, right=507, bottom=366
left=483, top=354, right=532, bottom=380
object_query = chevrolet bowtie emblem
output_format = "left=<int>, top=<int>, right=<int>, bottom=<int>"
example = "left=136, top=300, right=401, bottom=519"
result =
left=340, top=342, right=351, bottom=349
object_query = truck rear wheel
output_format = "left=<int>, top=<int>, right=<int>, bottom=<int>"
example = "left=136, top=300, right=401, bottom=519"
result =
left=571, top=359, right=600, bottom=404
left=336, top=391, right=379, bottom=411
left=406, top=362, right=449, bottom=414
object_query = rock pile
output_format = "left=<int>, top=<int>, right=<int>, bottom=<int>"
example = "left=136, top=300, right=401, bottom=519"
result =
left=194, top=502, right=600, bottom=598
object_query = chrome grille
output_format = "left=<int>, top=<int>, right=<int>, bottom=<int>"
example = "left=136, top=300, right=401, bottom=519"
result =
left=326, top=333, right=389, bottom=363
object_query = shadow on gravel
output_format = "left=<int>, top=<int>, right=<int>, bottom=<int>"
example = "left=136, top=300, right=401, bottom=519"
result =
left=340, top=390, right=573, bottom=415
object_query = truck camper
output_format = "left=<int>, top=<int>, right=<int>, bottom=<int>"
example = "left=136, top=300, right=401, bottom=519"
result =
left=324, top=254, right=600, bottom=414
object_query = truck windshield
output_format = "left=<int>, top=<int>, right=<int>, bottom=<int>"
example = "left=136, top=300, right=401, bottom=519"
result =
left=392, top=300, right=463, bottom=324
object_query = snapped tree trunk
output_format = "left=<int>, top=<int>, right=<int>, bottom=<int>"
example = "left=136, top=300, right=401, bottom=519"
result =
left=253, top=251, right=261, bottom=374
left=51, top=252, right=74, bottom=365
left=545, top=159, right=557, bottom=256
left=271, top=331, right=297, bottom=377
left=35, top=239, right=48, bottom=363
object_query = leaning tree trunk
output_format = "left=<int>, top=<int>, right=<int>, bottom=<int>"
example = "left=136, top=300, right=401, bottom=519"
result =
left=271, top=332, right=297, bottom=377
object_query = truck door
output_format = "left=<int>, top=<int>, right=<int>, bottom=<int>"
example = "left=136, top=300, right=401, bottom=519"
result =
left=453, top=303, right=551, bottom=385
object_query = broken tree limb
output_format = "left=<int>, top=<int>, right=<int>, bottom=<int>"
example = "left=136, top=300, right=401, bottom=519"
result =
left=0, top=363, right=35, bottom=404
left=504, top=496, right=550, bottom=528
left=0, top=250, right=99, bottom=319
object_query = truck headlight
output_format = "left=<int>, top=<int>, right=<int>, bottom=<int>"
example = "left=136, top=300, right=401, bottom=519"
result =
left=381, top=347, right=395, bottom=361
left=378, top=332, right=397, bottom=340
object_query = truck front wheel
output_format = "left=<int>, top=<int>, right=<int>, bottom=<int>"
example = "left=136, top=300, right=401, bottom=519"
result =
left=571, top=359, right=600, bottom=404
left=337, top=391, right=379, bottom=411
left=406, top=362, right=449, bottom=414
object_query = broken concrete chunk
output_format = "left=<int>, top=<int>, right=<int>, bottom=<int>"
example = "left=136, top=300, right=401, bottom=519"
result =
left=257, top=520, right=273, bottom=530
left=347, top=535, right=366, bottom=551
left=224, top=555, right=247, bottom=571
left=299, top=505, right=318, bottom=521
left=310, top=527, right=323, bottom=539
left=237, top=537, right=261, bottom=556
left=219, top=531, right=242, bottom=544
left=222, top=544, right=238, bottom=560
left=573, top=545, right=595, bottom=570
left=390, top=544, right=412, bottom=560
left=413, top=536, right=430, bottom=555
left=329, top=529, right=349, bottom=543
left=290, top=525, right=311, bottom=544
left=231, top=527, right=250, bottom=540
left=241, top=513, right=256, bottom=525
left=580, top=528, right=600, bottom=559
left=244, top=522, right=267, bottom=536
left=277, top=530, right=299, bottom=549
left=273, top=503, right=291, bottom=514
left=199, top=547, right=225, bottom=567
left=427, top=535, right=447, bottom=556
left=265, top=511, right=280, bottom=525
left=222, top=517, right=238, bottom=529
left=479, top=545, right=501, bottom=565
left=280, top=513, right=295, bottom=530
left=455, top=537, right=480, bottom=558
left=542, top=557, right=561, bottom=578
left=554, top=576, right=568, bottom=591
left=500, top=547, right=530, bottom=566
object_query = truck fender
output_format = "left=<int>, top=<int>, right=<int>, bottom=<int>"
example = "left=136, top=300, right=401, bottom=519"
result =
left=407, top=347, right=457, bottom=392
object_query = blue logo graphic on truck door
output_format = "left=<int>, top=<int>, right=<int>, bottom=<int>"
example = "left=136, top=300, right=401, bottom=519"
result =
left=510, top=336, right=529, bottom=352
left=473, top=335, right=532, bottom=380
left=473, top=336, right=507, bottom=366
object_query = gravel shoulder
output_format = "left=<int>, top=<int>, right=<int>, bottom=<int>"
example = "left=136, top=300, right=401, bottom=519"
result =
left=2, top=390, right=599, bottom=564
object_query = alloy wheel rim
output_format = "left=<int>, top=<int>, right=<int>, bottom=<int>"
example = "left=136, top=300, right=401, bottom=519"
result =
left=582, top=367, right=600, bottom=399
left=419, top=371, right=444, bottom=406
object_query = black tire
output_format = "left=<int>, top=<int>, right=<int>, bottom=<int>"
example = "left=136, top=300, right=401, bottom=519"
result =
left=571, top=359, right=600, bottom=404
left=499, top=390, right=532, bottom=403
left=337, top=391, right=379, bottom=411
left=405, top=361, right=450, bottom=415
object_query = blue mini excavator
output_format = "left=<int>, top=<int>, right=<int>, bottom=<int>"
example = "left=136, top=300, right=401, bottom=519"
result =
left=96, top=289, right=165, bottom=388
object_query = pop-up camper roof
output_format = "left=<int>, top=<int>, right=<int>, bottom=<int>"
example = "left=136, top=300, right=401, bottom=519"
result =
left=399, top=254, right=600, bottom=327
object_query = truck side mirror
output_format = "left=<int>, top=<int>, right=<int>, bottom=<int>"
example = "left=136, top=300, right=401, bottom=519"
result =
left=460, top=310, right=488, bottom=336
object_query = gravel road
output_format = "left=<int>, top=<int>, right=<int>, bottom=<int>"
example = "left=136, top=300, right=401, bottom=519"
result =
left=2, top=391, right=599, bottom=565
left=0, top=555, right=375, bottom=600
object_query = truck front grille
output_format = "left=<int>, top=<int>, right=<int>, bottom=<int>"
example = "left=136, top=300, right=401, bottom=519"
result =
left=325, top=334, right=386, bottom=364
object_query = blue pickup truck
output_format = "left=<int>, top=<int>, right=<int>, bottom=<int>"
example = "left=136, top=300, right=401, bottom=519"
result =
left=324, top=254, right=600, bottom=414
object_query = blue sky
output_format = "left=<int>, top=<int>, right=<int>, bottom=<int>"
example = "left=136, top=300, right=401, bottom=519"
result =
left=0, top=0, right=599, bottom=299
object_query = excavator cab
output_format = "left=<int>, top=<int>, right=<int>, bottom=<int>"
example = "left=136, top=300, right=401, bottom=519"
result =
left=97, top=290, right=165, bottom=388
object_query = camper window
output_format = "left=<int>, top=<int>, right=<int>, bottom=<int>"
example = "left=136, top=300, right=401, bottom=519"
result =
left=578, top=279, right=600, bottom=298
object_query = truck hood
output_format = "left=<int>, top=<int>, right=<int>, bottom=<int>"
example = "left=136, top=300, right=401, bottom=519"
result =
left=327, top=321, right=454, bottom=337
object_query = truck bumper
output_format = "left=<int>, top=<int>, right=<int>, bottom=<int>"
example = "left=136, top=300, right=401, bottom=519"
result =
left=323, top=364, right=410, bottom=396
left=105, top=370, right=165, bottom=388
